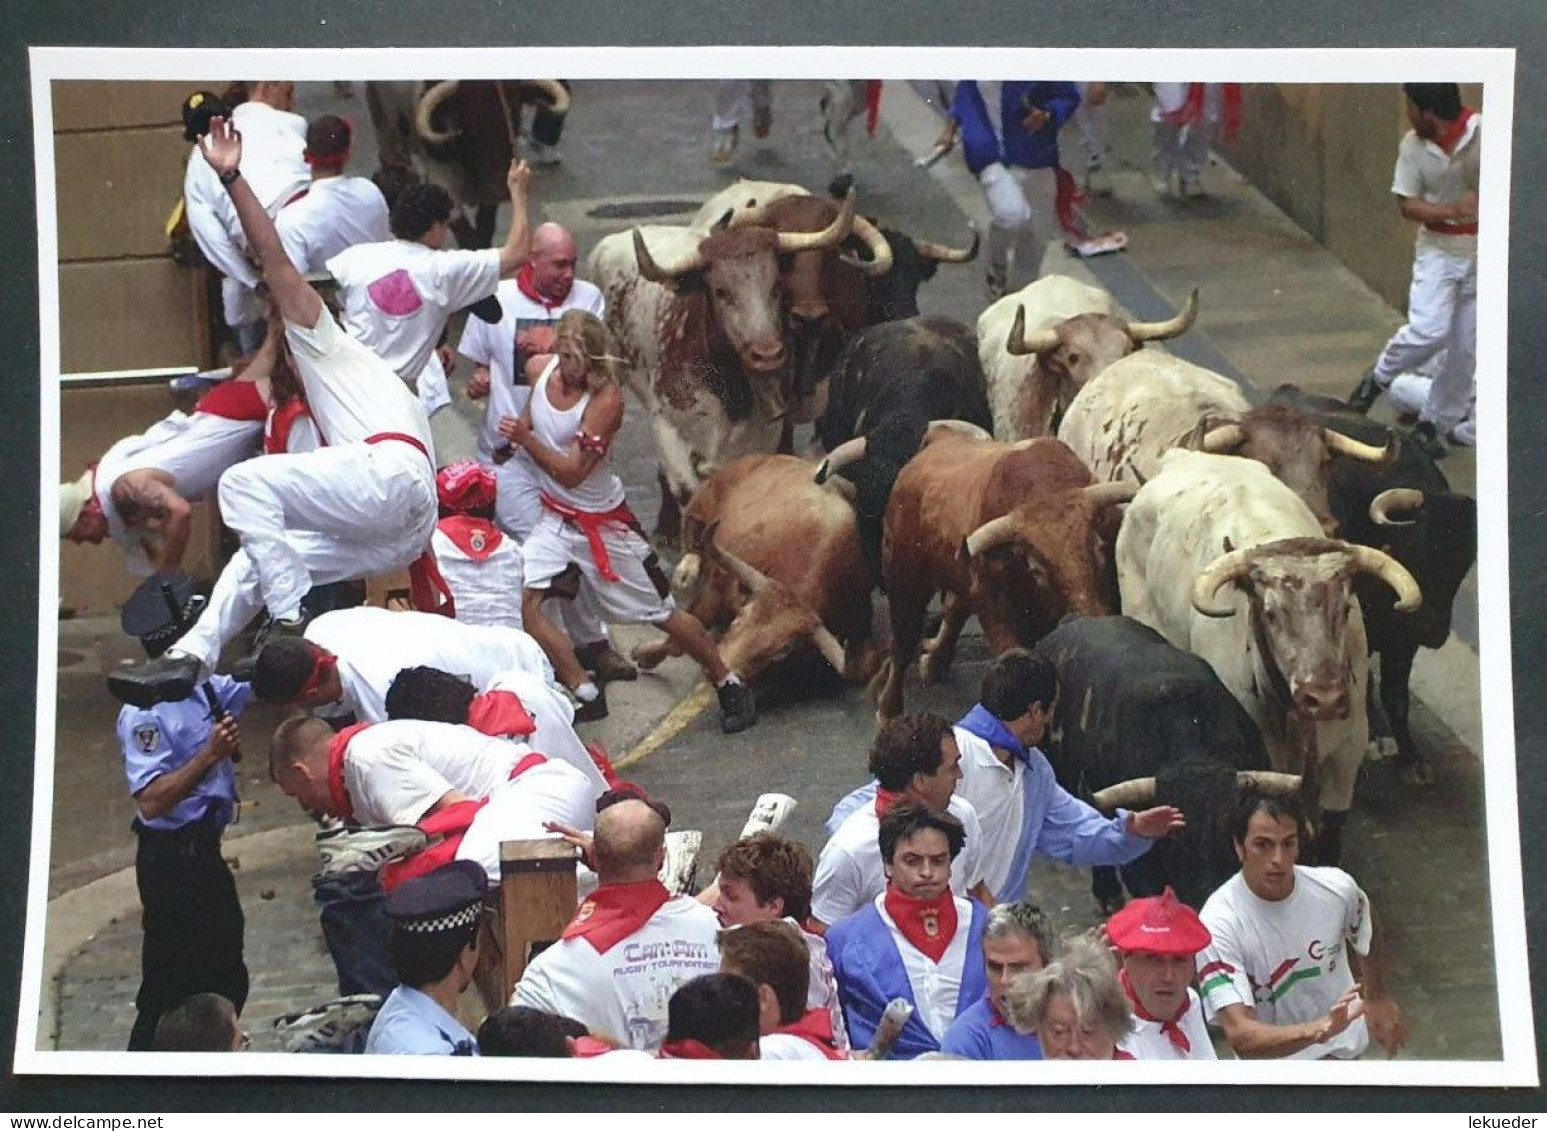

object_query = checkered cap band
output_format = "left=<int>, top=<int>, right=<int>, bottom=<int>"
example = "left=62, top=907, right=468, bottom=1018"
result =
left=399, top=902, right=483, bottom=934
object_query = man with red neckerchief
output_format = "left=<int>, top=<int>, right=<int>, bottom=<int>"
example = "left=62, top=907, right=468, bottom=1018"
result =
left=427, top=461, right=526, bottom=631
left=825, top=803, right=990, bottom=1060
left=657, top=973, right=762, bottom=1060
left=274, top=114, right=389, bottom=276
left=512, top=793, right=722, bottom=1051
left=1109, top=887, right=1217, bottom=1061
left=718, top=920, right=845, bottom=1061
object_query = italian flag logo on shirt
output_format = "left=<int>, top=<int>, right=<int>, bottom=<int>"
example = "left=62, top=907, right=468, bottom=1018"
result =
left=1199, top=958, right=1320, bottom=1003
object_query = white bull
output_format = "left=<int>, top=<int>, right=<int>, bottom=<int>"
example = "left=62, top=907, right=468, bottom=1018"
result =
left=978, top=275, right=1199, bottom=441
left=1115, top=449, right=1423, bottom=862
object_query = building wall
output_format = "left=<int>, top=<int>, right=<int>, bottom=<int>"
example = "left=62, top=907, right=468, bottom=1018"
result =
left=1218, top=82, right=1485, bottom=312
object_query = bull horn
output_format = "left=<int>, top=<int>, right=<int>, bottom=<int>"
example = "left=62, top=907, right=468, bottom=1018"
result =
left=1323, top=428, right=1396, bottom=464
left=926, top=419, right=992, bottom=441
left=777, top=188, right=856, bottom=254
left=1236, top=770, right=1304, bottom=796
left=810, top=624, right=849, bottom=673
left=632, top=228, right=703, bottom=284
left=911, top=229, right=980, bottom=263
left=1199, top=422, right=1247, bottom=454
left=1127, top=286, right=1200, bottom=343
left=1191, top=545, right=1258, bottom=617
left=414, top=80, right=461, bottom=147
left=1090, top=777, right=1157, bottom=811
left=516, top=79, right=570, bottom=117
left=840, top=215, right=895, bottom=277
left=964, top=514, right=1019, bottom=558
left=815, top=436, right=867, bottom=483
left=1006, top=304, right=1061, bottom=356
left=709, top=539, right=773, bottom=594
left=1347, top=544, right=1424, bottom=613
left=1369, top=487, right=1426, bottom=527
left=1082, top=480, right=1139, bottom=508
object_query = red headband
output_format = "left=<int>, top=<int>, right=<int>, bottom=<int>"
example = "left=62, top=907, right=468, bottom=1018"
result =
left=297, top=644, right=339, bottom=701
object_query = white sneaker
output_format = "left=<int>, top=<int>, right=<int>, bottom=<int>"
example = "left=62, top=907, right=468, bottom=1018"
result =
left=315, top=825, right=428, bottom=878
left=274, top=994, right=383, bottom=1054
left=709, top=125, right=739, bottom=165
left=660, top=829, right=703, bottom=895
left=1449, top=418, right=1476, bottom=446
left=1150, top=168, right=1172, bottom=197
left=739, top=793, right=798, bottom=838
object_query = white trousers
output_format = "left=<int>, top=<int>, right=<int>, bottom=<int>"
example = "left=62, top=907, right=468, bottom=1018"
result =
left=1151, top=82, right=1222, bottom=181
left=979, top=162, right=1057, bottom=290
left=175, top=442, right=437, bottom=668
left=712, top=80, right=773, bottom=131
left=456, top=767, right=600, bottom=886
left=522, top=510, right=676, bottom=626
left=1373, top=242, right=1477, bottom=433
left=493, top=455, right=612, bottom=648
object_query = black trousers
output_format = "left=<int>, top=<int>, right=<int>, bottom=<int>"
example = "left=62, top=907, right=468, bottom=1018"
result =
left=127, top=817, right=249, bottom=1051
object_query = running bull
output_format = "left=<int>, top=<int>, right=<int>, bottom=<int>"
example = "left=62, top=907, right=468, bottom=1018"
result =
left=1116, top=449, right=1423, bottom=862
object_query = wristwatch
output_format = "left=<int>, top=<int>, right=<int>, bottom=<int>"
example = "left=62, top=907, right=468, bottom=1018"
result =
left=218, top=168, right=241, bottom=186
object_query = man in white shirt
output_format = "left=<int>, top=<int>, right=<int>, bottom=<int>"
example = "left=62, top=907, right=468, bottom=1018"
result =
left=276, top=114, right=390, bottom=275
left=327, top=166, right=532, bottom=418
left=825, top=804, right=990, bottom=1059
left=1109, top=888, right=1216, bottom=1060
left=512, top=794, right=722, bottom=1051
left=1348, top=82, right=1481, bottom=455
left=109, top=117, right=443, bottom=710
left=1197, top=790, right=1405, bottom=1060
left=180, top=84, right=308, bottom=353
left=812, top=713, right=992, bottom=930
left=718, top=920, right=844, bottom=1060
left=458, top=223, right=630, bottom=683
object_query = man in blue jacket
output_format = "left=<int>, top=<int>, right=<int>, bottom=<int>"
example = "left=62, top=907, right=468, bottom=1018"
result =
left=826, top=804, right=989, bottom=1059
left=940, top=81, right=1081, bottom=297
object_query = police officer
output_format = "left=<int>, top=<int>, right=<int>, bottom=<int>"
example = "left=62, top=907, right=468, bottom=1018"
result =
left=116, top=574, right=250, bottom=1050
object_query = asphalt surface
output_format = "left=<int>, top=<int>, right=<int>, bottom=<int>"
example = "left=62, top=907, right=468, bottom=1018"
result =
left=37, top=80, right=1495, bottom=1060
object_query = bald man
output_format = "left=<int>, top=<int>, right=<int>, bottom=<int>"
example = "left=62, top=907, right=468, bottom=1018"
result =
left=458, top=222, right=632, bottom=684
left=511, top=793, right=722, bottom=1051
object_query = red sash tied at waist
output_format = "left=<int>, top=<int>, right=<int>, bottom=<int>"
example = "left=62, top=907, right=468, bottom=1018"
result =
left=539, top=492, right=640, bottom=583
left=365, top=432, right=456, bottom=619
left=1424, top=220, right=1479, bottom=235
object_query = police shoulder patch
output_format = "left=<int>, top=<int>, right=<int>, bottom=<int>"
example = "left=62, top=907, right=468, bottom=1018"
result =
left=133, top=723, right=162, bottom=754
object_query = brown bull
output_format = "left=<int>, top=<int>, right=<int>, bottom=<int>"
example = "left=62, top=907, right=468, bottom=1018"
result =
left=876, top=428, right=1136, bottom=719
left=631, top=455, right=878, bottom=683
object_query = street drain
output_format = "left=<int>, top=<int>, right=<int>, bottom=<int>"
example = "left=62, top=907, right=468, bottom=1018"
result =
left=587, top=199, right=701, bottom=220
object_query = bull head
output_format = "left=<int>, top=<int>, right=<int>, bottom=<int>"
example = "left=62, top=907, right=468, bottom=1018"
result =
left=414, top=79, right=570, bottom=147
left=961, top=481, right=1138, bottom=559
left=1192, top=537, right=1422, bottom=618
left=707, top=532, right=848, bottom=675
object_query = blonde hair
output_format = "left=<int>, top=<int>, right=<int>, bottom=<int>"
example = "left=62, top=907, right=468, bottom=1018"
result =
left=554, top=309, right=624, bottom=392
left=1004, top=935, right=1132, bottom=1045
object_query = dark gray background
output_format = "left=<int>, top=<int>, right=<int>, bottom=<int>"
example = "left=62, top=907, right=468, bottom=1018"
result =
left=3, top=0, right=1542, bottom=1112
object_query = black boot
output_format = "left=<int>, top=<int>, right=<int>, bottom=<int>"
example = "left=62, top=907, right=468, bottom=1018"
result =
left=1346, top=367, right=1384, bottom=414
left=106, top=653, right=205, bottom=708
left=1411, top=420, right=1448, bottom=460
left=717, top=678, right=758, bottom=734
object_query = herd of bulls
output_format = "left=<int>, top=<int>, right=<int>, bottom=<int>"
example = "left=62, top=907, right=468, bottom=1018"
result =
left=363, top=82, right=1477, bottom=913
left=581, top=173, right=1477, bottom=914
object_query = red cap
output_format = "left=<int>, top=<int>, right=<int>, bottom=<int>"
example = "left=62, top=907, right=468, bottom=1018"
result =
left=436, top=460, right=497, bottom=513
left=1106, top=887, right=1212, bottom=955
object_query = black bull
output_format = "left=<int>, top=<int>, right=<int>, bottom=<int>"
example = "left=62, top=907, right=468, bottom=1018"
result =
left=1267, top=383, right=1478, bottom=785
left=1030, top=615, right=1277, bottom=912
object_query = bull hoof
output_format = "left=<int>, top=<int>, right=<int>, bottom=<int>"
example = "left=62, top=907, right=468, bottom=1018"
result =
left=1398, top=760, right=1437, bottom=788
left=1365, top=736, right=1398, bottom=762
left=672, top=553, right=702, bottom=592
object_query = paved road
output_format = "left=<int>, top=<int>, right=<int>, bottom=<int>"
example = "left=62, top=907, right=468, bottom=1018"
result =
left=38, top=79, right=1495, bottom=1060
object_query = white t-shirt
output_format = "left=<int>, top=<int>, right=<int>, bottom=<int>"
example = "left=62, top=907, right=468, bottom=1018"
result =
left=483, top=667, right=607, bottom=795
left=276, top=175, right=391, bottom=274
left=457, top=277, right=606, bottom=461
left=283, top=305, right=434, bottom=452
left=1392, top=113, right=1481, bottom=258
left=342, top=718, right=526, bottom=825
left=877, top=892, right=974, bottom=1042
left=431, top=522, right=525, bottom=630
left=328, top=239, right=502, bottom=390
left=951, top=727, right=1023, bottom=900
left=1117, top=987, right=1216, bottom=1061
left=455, top=758, right=600, bottom=884
left=512, top=895, right=723, bottom=1051
left=1197, top=866, right=1374, bottom=1060
left=811, top=795, right=986, bottom=927
left=305, top=606, right=553, bottom=723
left=759, top=1032, right=832, bottom=1061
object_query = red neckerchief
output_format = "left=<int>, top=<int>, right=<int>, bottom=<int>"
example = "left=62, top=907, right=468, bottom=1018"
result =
left=380, top=796, right=488, bottom=890
left=657, top=1038, right=724, bottom=1060
left=326, top=721, right=372, bottom=821
left=195, top=379, right=268, bottom=421
left=1113, top=1048, right=1136, bottom=1060
left=437, top=514, right=505, bottom=561
left=873, top=786, right=906, bottom=818
left=1437, top=107, right=1475, bottom=154
left=516, top=262, right=572, bottom=311
left=988, top=997, right=1009, bottom=1028
left=1120, top=967, right=1192, bottom=1054
left=563, top=879, right=672, bottom=954
left=883, top=885, right=959, bottom=963
left=265, top=399, right=313, bottom=454
left=466, top=689, right=537, bottom=738
left=773, top=1009, right=845, bottom=1060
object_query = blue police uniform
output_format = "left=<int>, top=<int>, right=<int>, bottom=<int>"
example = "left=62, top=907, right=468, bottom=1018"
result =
left=119, top=675, right=250, bottom=1050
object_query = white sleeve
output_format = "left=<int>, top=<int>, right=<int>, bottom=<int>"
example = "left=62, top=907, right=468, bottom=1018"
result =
left=1391, top=135, right=1425, bottom=199
left=458, top=310, right=495, bottom=365
left=275, top=211, right=310, bottom=274
left=185, top=157, right=260, bottom=288
left=1338, top=871, right=1375, bottom=958
left=1196, top=913, right=1254, bottom=1019
left=347, top=737, right=458, bottom=827
left=436, top=248, right=504, bottom=312
left=283, top=305, right=349, bottom=361
left=957, top=803, right=988, bottom=891
left=810, top=842, right=863, bottom=926
left=511, top=952, right=561, bottom=1010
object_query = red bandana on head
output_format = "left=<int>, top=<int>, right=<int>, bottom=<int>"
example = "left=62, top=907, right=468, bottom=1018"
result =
left=883, top=885, right=959, bottom=963
left=1119, top=968, right=1192, bottom=1054
left=657, top=1038, right=725, bottom=1060
left=563, top=879, right=673, bottom=954
left=516, top=262, right=573, bottom=310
